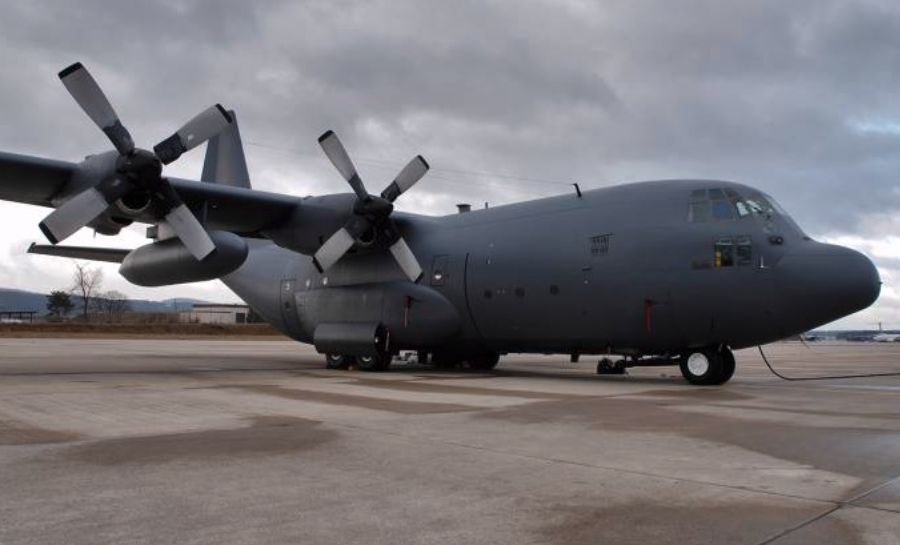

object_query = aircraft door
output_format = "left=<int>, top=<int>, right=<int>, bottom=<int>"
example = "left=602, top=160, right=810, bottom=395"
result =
left=279, top=278, right=304, bottom=340
left=426, top=253, right=479, bottom=340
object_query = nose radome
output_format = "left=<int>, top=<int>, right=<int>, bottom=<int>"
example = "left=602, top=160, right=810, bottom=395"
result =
left=775, top=243, right=881, bottom=332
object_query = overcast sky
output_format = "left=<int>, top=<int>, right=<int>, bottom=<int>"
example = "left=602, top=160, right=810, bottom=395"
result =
left=0, top=0, right=898, bottom=328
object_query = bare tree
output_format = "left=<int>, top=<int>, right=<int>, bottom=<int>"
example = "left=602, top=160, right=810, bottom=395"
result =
left=93, top=290, right=131, bottom=320
left=71, top=262, right=104, bottom=320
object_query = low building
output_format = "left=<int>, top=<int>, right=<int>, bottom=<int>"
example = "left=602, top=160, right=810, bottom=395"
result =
left=180, top=304, right=252, bottom=324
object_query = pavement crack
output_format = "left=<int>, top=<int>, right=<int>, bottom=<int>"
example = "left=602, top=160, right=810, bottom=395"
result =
left=754, top=472, right=900, bottom=544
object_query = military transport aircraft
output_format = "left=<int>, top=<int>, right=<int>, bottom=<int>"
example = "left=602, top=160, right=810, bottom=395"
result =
left=0, top=64, right=882, bottom=385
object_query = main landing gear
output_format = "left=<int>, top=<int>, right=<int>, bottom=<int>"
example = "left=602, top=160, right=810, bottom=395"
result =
left=596, top=358, right=627, bottom=375
left=679, top=347, right=735, bottom=385
left=324, top=353, right=393, bottom=372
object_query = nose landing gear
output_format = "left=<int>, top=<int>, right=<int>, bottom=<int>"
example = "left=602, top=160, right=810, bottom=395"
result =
left=679, top=347, right=735, bottom=385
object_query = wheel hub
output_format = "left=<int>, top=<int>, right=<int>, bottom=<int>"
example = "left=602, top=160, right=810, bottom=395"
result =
left=687, top=352, right=710, bottom=376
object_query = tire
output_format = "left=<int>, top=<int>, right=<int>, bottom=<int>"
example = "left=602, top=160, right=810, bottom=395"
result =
left=720, top=348, right=736, bottom=383
left=356, top=354, right=392, bottom=372
left=597, top=358, right=614, bottom=375
left=466, top=353, right=500, bottom=371
left=679, top=349, right=728, bottom=385
left=431, top=352, right=460, bottom=369
left=325, top=353, right=352, bottom=370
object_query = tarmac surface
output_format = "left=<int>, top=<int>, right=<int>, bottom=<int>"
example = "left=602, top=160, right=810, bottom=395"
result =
left=0, top=339, right=898, bottom=544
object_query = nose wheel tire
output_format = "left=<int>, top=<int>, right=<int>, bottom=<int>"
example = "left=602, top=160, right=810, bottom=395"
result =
left=680, top=348, right=734, bottom=385
left=356, top=354, right=392, bottom=372
left=721, top=349, right=736, bottom=382
left=325, top=353, right=352, bottom=370
left=465, top=353, right=500, bottom=371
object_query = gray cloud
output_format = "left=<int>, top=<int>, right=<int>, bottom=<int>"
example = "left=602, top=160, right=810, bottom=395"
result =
left=0, top=0, right=898, bottom=326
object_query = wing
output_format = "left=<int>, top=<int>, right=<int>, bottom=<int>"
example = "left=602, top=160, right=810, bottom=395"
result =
left=0, top=151, right=75, bottom=207
left=0, top=151, right=298, bottom=237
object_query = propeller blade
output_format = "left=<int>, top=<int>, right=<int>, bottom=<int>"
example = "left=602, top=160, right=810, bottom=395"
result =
left=39, top=187, right=112, bottom=244
left=312, top=227, right=356, bottom=273
left=59, top=63, right=134, bottom=156
left=154, top=105, right=233, bottom=165
left=381, top=155, right=429, bottom=202
left=154, top=178, right=216, bottom=260
left=318, top=130, right=369, bottom=201
left=162, top=204, right=216, bottom=261
left=388, top=237, right=423, bottom=282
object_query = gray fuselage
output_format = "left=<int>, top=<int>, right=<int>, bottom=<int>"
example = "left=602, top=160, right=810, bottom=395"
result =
left=224, top=179, right=881, bottom=358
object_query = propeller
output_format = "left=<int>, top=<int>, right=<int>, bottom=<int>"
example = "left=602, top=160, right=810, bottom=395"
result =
left=314, top=130, right=429, bottom=282
left=39, top=63, right=232, bottom=260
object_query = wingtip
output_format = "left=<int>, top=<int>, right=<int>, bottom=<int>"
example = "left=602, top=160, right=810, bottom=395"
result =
left=312, top=257, right=325, bottom=274
left=418, top=155, right=430, bottom=170
left=317, top=130, right=335, bottom=144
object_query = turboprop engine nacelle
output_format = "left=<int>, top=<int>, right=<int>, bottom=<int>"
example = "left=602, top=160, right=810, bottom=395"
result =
left=120, top=230, right=248, bottom=287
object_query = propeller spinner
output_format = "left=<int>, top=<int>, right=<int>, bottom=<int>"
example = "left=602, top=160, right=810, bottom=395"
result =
left=39, top=63, right=232, bottom=260
left=314, top=130, right=428, bottom=282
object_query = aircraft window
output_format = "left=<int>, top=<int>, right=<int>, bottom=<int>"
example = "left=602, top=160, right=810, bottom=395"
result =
left=691, top=189, right=707, bottom=199
left=710, top=199, right=735, bottom=221
left=714, top=237, right=735, bottom=268
left=734, top=200, right=750, bottom=217
left=689, top=201, right=710, bottom=223
left=735, top=236, right=752, bottom=266
left=708, top=188, right=725, bottom=199
left=744, top=196, right=775, bottom=218
left=724, top=188, right=740, bottom=199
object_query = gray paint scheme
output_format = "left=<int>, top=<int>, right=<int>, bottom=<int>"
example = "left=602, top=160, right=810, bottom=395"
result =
left=220, top=180, right=880, bottom=357
left=201, top=111, right=251, bottom=189
left=0, top=137, right=881, bottom=363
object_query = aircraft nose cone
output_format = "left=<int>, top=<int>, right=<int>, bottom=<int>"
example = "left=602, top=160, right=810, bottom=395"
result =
left=776, top=243, right=881, bottom=332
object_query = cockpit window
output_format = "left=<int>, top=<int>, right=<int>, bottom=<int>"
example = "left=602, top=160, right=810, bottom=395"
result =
left=689, top=187, right=737, bottom=223
left=743, top=195, right=775, bottom=219
left=711, top=199, right=734, bottom=220
left=690, top=187, right=780, bottom=223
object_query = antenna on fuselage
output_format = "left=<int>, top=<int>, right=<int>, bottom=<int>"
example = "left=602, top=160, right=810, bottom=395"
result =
left=572, top=183, right=582, bottom=198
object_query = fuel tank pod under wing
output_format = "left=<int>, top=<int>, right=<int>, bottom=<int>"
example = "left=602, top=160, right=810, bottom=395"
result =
left=119, top=230, right=248, bottom=287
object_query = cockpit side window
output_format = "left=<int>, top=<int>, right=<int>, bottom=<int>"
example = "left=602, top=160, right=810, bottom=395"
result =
left=713, top=236, right=753, bottom=268
left=714, top=237, right=734, bottom=267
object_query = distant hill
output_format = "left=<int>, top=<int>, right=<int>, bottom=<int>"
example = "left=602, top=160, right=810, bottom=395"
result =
left=0, top=288, right=212, bottom=315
